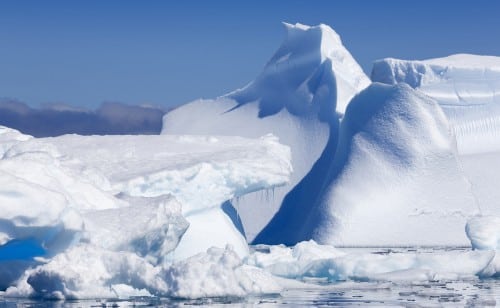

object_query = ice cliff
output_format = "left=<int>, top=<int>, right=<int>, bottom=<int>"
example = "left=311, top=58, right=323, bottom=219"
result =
left=162, top=23, right=370, bottom=241
left=0, top=128, right=292, bottom=298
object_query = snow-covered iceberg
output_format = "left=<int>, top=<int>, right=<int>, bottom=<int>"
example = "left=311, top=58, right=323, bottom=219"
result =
left=372, top=54, right=500, bottom=219
left=0, top=127, right=293, bottom=298
left=372, top=54, right=500, bottom=154
left=262, top=83, right=479, bottom=246
left=162, top=23, right=370, bottom=242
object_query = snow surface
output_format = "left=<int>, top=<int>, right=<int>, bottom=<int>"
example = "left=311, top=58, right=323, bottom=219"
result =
left=162, top=23, right=370, bottom=241
left=0, top=127, right=293, bottom=298
left=466, top=216, right=500, bottom=251
left=248, top=241, right=499, bottom=282
left=371, top=54, right=500, bottom=155
left=261, top=83, right=479, bottom=246
left=371, top=54, right=500, bottom=223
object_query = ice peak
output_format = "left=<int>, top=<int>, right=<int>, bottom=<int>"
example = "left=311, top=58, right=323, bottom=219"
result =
left=281, top=22, right=343, bottom=54
left=230, top=23, right=369, bottom=116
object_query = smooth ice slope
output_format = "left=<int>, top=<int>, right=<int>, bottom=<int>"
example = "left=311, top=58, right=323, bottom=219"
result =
left=372, top=54, right=500, bottom=218
left=162, top=23, right=370, bottom=241
left=262, top=83, right=478, bottom=246
left=371, top=54, right=500, bottom=155
left=466, top=216, right=500, bottom=250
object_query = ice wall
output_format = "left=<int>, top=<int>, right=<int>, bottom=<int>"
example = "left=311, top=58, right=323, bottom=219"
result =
left=0, top=128, right=292, bottom=297
left=372, top=54, right=500, bottom=218
left=162, top=23, right=370, bottom=241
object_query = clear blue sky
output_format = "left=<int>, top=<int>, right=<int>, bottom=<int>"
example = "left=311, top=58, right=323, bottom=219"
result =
left=1, top=0, right=499, bottom=109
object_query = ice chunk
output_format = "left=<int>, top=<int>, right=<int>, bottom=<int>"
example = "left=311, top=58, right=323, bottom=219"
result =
left=371, top=54, right=500, bottom=155
left=0, top=131, right=292, bottom=295
left=163, top=245, right=281, bottom=299
left=24, top=245, right=164, bottom=299
left=19, top=245, right=282, bottom=300
left=83, top=194, right=189, bottom=264
left=466, top=216, right=500, bottom=250
left=248, top=241, right=497, bottom=282
left=24, top=134, right=291, bottom=259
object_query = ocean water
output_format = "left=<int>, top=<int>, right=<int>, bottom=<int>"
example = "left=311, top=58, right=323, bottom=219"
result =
left=1, top=248, right=498, bottom=307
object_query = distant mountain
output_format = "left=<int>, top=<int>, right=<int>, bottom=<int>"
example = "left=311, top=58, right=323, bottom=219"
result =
left=0, top=99, right=166, bottom=137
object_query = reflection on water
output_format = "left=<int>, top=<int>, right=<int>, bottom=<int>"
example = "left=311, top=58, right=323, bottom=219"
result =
left=1, top=248, right=498, bottom=307
left=2, top=280, right=499, bottom=308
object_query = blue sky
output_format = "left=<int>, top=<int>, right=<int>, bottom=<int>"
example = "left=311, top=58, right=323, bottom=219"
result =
left=1, top=0, right=499, bottom=109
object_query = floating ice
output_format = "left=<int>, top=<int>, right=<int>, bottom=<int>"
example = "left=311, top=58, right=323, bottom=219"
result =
left=372, top=54, right=500, bottom=220
left=372, top=54, right=500, bottom=155
left=162, top=23, right=369, bottom=242
left=248, top=241, right=498, bottom=282
left=0, top=127, right=292, bottom=298
left=466, top=216, right=500, bottom=251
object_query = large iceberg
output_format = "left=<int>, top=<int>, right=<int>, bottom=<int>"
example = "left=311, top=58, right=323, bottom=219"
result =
left=162, top=24, right=498, bottom=247
left=372, top=54, right=500, bottom=219
left=0, top=127, right=293, bottom=298
left=371, top=54, right=500, bottom=155
left=261, top=83, right=479, bottom=246
left=162, top=23, right=370, bottom=241
left=1, top=22, right=500, bottom=301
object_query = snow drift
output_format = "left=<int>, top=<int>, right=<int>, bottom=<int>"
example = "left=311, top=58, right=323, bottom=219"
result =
left=162, top=23, right=370, bottom=241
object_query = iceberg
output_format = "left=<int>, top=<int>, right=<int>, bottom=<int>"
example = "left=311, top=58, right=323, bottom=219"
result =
left=371, top=54, right=500, bottom=155
left=262, top=83, right=479, bottom=246
left=0, top=127, right=293, bottom=298
left=162, top=23, right=370, bottom=241
left=466, top=216, right=500, bottom=251
left=1, top=22, right=499, bottom=301
left=372, top=54, right=500, bottom=218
